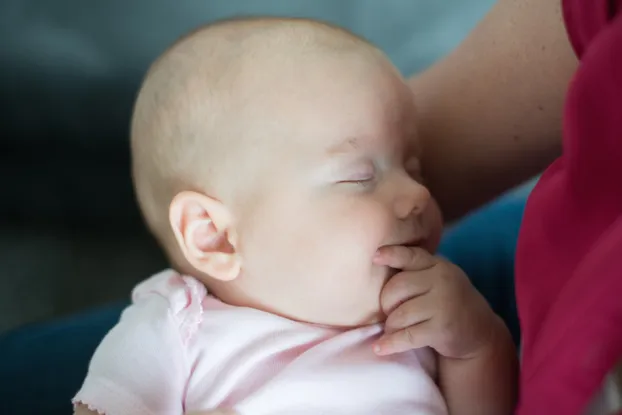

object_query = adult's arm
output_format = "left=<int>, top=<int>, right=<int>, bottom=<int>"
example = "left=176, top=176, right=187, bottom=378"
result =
left=409, top=0, right=577, bottom=220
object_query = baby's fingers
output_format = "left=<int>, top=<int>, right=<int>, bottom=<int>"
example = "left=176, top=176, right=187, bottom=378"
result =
left=373, top=322, right=434, bottom=356
left=373, top=246, right=436, bottom=271
left=380, top=268, right=434, bottom=315
left=384, top=294, right=434, bottom=334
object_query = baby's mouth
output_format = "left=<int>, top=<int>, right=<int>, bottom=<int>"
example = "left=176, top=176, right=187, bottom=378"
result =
left=390, top=237, right=426, bottom=250
left=377, top=237, right=427, bottom=278
left=404, top=235, right=426, bottom=248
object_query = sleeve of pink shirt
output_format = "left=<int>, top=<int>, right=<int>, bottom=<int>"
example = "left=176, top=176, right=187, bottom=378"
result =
left=72, top=270, right=207, bottom=415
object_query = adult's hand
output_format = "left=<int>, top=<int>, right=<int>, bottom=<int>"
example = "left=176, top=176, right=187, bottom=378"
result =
left=409, top=0, right=577, bottom=221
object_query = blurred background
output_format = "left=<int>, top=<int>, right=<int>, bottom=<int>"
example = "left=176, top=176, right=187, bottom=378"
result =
left=0, top=0, right=496, bottom=332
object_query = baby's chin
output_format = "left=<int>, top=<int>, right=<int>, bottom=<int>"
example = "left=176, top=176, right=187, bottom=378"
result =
left=311, top=307, right=385, bottom=330
left=299, top=288, right=386, bottom=329
left=361, top=309, right=387, bottom=326
left=324, top=292, right=388, bottom=328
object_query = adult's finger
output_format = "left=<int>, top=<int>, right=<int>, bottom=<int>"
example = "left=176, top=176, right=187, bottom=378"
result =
left=373, top=245, right=437, bottom=271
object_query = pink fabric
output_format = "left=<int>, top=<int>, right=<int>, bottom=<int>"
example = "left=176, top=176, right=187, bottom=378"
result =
left=515, top=0, right=622, bottom=413
left=73, top=270, right=446, bottom=415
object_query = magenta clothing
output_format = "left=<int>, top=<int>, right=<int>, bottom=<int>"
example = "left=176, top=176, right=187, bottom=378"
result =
left=515, top=0, right=622, bottom=413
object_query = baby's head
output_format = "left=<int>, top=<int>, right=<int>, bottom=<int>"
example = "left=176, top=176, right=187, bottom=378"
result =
left=131, top=17, right=442, bottom=328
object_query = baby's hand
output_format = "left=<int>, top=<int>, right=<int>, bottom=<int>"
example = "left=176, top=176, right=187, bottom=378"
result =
left=372, top=245, right=500, bottom=359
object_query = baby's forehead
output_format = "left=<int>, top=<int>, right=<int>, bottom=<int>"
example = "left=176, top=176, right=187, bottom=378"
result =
left=144, top=19, right=413, bottom=159
left=287, top=82, right=413, bottom=151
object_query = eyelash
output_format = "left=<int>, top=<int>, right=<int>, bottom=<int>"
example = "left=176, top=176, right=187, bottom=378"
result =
left=349, top=179, right=374, bottom=186
left=339, top=162, right=376, bottom=185
left=342, top=175, right=375, bottom=187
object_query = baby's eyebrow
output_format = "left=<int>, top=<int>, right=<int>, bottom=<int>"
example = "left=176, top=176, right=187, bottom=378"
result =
left=326, top=137, right=360, bottom=156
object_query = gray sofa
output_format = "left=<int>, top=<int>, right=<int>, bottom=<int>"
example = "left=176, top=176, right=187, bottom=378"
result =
left=0, top=0, right=494, bottom=331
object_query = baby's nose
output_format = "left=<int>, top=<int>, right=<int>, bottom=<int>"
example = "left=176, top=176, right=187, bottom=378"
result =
left=394, top=178, right=430, bottom=219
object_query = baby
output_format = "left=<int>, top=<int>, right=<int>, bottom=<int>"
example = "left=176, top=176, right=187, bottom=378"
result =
left=74, top=17, right=516, bottom=415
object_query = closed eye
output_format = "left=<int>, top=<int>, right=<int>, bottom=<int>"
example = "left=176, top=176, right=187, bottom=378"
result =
left=339, top=162, right=376, bottom=186
left=338, top=171, right=377, bottom=188
left=341, top=178, right=374, bottom=186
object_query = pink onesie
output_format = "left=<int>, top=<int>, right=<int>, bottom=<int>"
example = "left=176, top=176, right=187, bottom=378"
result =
left=73, top=270, right=447, bottom=415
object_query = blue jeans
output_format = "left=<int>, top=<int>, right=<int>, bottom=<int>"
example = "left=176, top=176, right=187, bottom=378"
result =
left=0, top=193, right=525, bottom=415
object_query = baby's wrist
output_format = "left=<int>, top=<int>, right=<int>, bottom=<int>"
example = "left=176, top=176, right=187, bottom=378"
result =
left=443, top=313, right=512, bottom=362
left=471, top=315, right=514, bottom=360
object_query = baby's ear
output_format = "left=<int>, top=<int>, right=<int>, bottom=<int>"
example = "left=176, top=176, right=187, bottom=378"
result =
left=169, top=191, right=240, bottom=281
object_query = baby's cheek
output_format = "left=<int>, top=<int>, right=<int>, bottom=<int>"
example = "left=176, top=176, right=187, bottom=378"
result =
left=342, top=204, right=392, bottom=250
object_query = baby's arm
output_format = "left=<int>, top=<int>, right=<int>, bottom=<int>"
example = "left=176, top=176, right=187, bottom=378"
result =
left=438, top=317, right=517, bottom=415
left=373, top=246, right=517, bottom=414
left=72, top=281, right=192, bottom=415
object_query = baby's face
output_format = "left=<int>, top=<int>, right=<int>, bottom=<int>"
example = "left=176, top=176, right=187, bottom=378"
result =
left=224, top=55, right=442, bottom=327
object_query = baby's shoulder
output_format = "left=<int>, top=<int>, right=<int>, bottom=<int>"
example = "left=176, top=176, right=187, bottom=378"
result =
left=131, top=269, right=208, bottom=344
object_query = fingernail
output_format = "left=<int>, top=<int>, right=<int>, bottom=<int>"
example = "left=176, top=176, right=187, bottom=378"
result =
left=373, top=251, right=383, bottom=262
left=373, top=344, right=382, bottom=354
